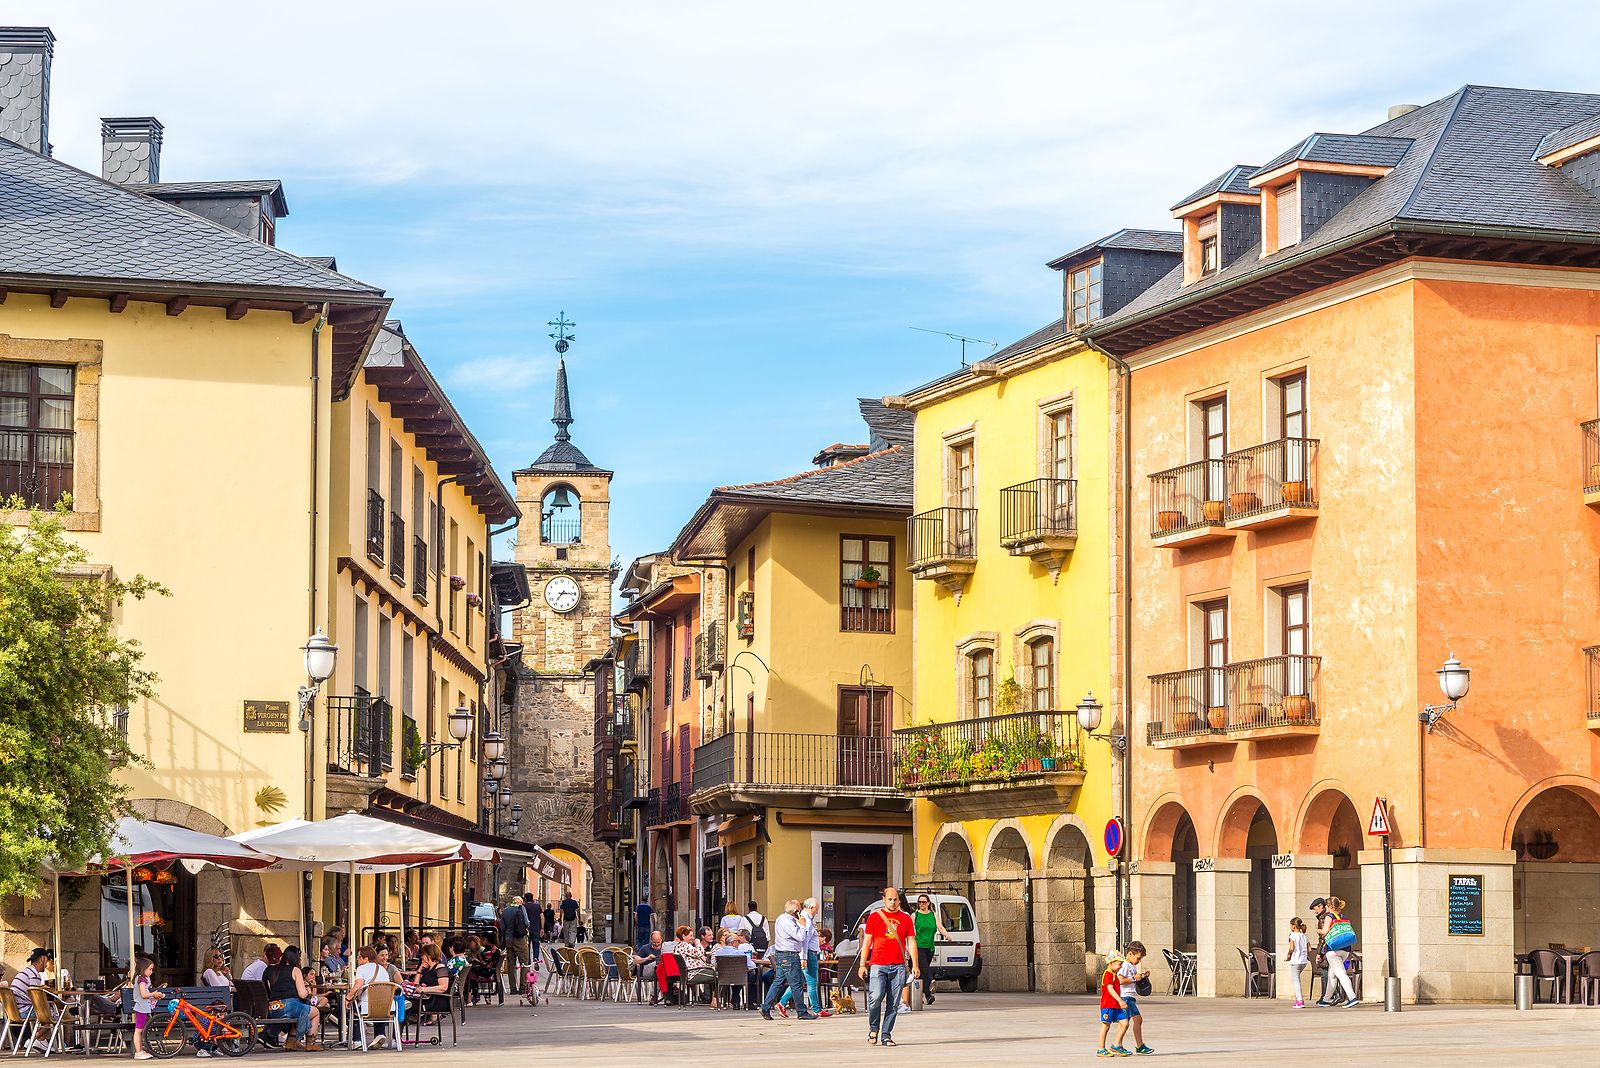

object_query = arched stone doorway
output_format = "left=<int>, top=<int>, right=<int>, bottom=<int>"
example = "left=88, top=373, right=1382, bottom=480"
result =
left=1508, top=780, right=1600, bottom=953
left=1297, top=787, right=1364, bottom=937
left=930, top=825, right=975, bottom=892
left=1035, top=818, right=1094, bottom=992
left=1218, top=797, right=1280, bottom=951
left=1199, top=794, right=1278, bottom=996
left=537, top=836, right=614, bottom=944
left=975, top=823, right=1033, bottom=991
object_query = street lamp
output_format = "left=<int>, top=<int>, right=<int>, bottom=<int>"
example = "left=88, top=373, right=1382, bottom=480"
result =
left=483, top=730, right=507, bottom=763
left=1419, top=653, right=1472, bottom=733
left=1076, top=691, right=1126, bottom=755
left=414, top=703, right=477, bottom=762
left=498, top=785, right=513, bottom=808
left=489, top=755, right=509, bottom=781
left=297, top=630, right=339, bottom=731
left=511, top=802, right=523, bottom=822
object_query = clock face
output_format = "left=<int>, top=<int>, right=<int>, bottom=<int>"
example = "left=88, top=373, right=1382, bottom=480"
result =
left=544, top=575, right=581, bottom=614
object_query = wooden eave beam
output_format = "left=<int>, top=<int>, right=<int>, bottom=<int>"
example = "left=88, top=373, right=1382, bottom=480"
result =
left=166, top=296, right=190, bottom=316
left=292, top=305, right=318, bottom=324
left=49, top=289, right=68, bottom=308
left=108, top=294, right=130, bottom=313
left=226, top=299, right=249, bottom=320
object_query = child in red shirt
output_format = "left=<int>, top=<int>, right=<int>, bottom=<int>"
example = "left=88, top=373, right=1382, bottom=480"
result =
left=1096, top=953, right=1130, bottom=1057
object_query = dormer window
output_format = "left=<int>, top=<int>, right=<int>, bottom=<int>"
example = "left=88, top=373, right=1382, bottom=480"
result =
left=1262, top=178, right=1300, bottom=256
left=1197, top=214, right=1219, bottom=276
left=1068, top=260, right=1103, bottom=326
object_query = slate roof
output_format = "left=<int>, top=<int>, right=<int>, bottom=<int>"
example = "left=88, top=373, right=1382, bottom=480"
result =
left=1171, top=164, right=1260, bottom=210
left=0, top=138, right=376, bottom=295
left=1096, top=86, right=1600, bottom=337
left=716, top=444, right=912, bottom=509
left=1048, top=227, right=1182, bottom=269
left=1536, top=111, right=1600, bottom=159
left=1256, top=133, right=1414, bottom=174
left=135, top=179, right=288, bottom=216
left=859, top=396, right=913, bottom=449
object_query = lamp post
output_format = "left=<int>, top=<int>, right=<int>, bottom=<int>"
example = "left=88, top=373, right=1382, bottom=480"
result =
left=297, top=630, right=338, bottom=731
left=415, top=704, right=477, bottom=762
left=1076, top=691, right=1130, bottom=947
left=1075, top=692, right=1126, bottom=755
left=1419, top=654, right=1471, bottom=732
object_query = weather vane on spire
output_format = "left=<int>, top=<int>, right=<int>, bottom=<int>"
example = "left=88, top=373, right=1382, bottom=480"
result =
left=548, top=311, right=576, bottom=354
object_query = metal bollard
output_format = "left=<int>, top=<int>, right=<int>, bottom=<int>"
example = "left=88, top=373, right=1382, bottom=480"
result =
left=1514, top=974, right=1533, bottom=1010
left=1384, top=975, right=1403, bottom=1012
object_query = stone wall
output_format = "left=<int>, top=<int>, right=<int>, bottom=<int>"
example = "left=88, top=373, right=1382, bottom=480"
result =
left=1030, top=867, right=1088, bottom=993
left=971, top=872, right=1028, bottom=991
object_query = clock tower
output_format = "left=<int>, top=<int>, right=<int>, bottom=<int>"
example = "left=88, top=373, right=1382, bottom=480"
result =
left=506, top=316, right=614, bottom=930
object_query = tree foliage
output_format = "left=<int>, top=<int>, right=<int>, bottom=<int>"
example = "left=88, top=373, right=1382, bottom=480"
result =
left=0, top=507, right=164, bottom=897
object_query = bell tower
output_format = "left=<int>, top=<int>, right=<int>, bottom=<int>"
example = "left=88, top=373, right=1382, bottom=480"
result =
left=506, top=313, right=614, bottom=928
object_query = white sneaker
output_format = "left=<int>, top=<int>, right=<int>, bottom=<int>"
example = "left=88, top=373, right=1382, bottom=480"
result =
left=195, top=1049, right=212, bottom=1058
left=371, top=1035, right=388, bottom=1050
left=134, top=1053, right=154, bottom=1061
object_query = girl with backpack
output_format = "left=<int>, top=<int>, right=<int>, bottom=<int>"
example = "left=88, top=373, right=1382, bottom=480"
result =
left=1312, top=896, right=1358, bottom=1007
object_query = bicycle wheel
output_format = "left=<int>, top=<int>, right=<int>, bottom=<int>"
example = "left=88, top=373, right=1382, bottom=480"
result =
left=213, top=1013, right=257, bottom=1057
left=142, top=1013, right=187, bottom=1058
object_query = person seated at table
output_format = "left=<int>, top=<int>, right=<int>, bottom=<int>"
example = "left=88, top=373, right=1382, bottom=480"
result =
left=347, top=945, right=394, bottom=1049
left=262, top=945, right=322, bottom=1052
left=711, top=932, right=752, bottom=1008
left=374, top=944, right=401, bottom=983
left=239, top=943, right=280, bottom=984
left=671, top=925, right=715, bottom=1003
left=409, top=945, right=452, bottom=1015
left=195, top=949, right=236, bottom=1059
left=629, top=932, right=665, bottom=1005
left=317, top=939, right=347, bottom=984
left=817, top=927, right=835, bottom=989
left=468, top=936, right=502, bottom=1003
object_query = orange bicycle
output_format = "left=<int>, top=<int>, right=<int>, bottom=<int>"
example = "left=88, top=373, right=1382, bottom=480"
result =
left=143, top=995, right=257, bottom=1058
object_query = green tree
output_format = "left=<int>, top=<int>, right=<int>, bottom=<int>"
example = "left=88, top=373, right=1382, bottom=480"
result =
left=0, top=506, right=164, bottom=897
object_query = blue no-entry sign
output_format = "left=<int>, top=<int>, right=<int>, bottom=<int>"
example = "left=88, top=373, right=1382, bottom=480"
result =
left=1104, top=817, right=1124, bottom=858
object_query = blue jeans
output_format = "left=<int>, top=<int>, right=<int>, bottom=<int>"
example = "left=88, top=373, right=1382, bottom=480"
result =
left=762, top=951, right=810, bottom=1015
left=780, top=951, right=820, bottom=1013
left=268, top=997, right=313, bottom=1039
left=867, top=964, right=905, bottom=1038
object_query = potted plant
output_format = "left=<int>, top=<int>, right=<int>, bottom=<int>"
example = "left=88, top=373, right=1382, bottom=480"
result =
left=449, top=575, right=467, bottom=591
left=1526, top=828, right=1559, bottom=861
left=1284, top=693, right=1313, bottom=722
left=1206, top=705, right=1227, bottom=730
left=1172, top=705, right=1201, bottom=733
left=996, top=675, right=1023, bottom=718
left=1157, top=509, right=1184, bottom=532
left=1282, top=478, right=1309, bottom=505
left=1203, top=499, right=1226, bottom=523
left=1234, top=701, right=1265, bottom=728
left=465, top=591, right=483, bottom=608
left=854, top=565, right=882, bottom=589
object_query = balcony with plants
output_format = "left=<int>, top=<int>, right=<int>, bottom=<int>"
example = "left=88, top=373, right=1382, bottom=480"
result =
left=1585, top=645, right=1600, bottom=730
left=1584, top=421, right=1600, bottom=507
left=1223, top=438, right=1320, bottom=531
left=1149, top=459, right=1235, bottom=548
left=689, top=729, right=910, bottom=814
left=1148, top=656, right=1320, bottom=749
left=892, top=678, right=1085, bottom=820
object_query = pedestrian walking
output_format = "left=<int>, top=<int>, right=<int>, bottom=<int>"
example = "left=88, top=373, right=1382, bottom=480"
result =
left=1096, top=951, right=1130, bottom=1058
left=1286, top=917, right=1310, bottom=1007
left=1116, top=941, right=1154, bottom=1055
left=635, top=898, right=655, bottom=951
left=522, top=892, right=542, bottom=980
left=559, top=889, right=581, bottom=947
left=905, top=893, right=948, bottom=1009
left=858, top=886, right=917, bottom=1047
left=543, top=901, right=557, bottom=940
left=778, top=897, right=829, bottom=1017
left=761, top=899, right=820, bottom=1020
left=499, top=893, right=531, bottom=994
left=1312, top=896, right=1359, bottom=1007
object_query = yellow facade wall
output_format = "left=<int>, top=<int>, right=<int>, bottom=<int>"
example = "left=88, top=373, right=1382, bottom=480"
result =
left=908, top=339, right=1118, bottom=873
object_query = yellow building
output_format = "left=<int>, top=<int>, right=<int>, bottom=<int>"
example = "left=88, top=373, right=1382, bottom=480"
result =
left=320, top=320, right=521, bottom=942
left=892, top=323, right=1120, bottom=993
left=672, top=401, right=913, bottom=936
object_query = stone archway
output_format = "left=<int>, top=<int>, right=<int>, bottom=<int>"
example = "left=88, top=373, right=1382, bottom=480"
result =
left=536, top=833, right=615, bottom=943
left=974, top=823, right=1033, bottom=991
left=929, top=824, right=976, bottom=888
left=1034, top=816, right=1094, bottom=992
left=1294, top=786, right=1364, bottom=941
left=1506, top=778, right=1600, bottom=952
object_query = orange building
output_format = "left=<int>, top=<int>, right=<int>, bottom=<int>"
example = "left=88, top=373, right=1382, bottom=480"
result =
left=1083, top=87, right=1600, bottom=1003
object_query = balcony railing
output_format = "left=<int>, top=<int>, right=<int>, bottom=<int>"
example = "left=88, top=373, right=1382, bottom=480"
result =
left=1000, top=478, right=1077, bottom=545
left=1586, top=646, right=1600, bottom=727
left=0, top=431, right=73, bottom=510
left=389, top=513, right=406, bottom=580
left=366, top=489, right=385, bottom=561
left=412, top=535, right=428, bottom=599
left=908, top=507, right=977, bottom=569
left=1150, top=459, right=1228, bottom=539
left=694, top=622, right=726, bottom=679
left=1584, top=421, right=1600, bottom=500
left=1149, top=656, right=1321, bottom=743
left=692, top=731, right=897, bottom=794
left=327, top=693, right=392, bottom=776
left=645, top=786, right=662, bottom=827
left=665, top=781, right=688, bottom=822
left=1224, top=439, right=1320, bottom=522
left=541, top=516, right=581, bottom=544
left=623, top=638, right=649, bottom=692
left=893, top=710, right=1083, bottom=790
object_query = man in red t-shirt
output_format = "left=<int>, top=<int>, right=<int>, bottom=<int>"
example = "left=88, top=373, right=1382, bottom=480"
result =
left=856, top=887, right=919, bottom=1046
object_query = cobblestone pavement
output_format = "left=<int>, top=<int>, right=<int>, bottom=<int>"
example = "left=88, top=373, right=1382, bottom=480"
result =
left=264, top=991, right=1600, bottom=1067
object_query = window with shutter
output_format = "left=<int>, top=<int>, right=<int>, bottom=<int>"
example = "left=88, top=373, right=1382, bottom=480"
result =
left=1275, top=181, right=1300, bottom=250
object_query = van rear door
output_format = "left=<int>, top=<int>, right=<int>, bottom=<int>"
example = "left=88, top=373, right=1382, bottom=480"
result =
left=933, top=898, right=977, bottom=972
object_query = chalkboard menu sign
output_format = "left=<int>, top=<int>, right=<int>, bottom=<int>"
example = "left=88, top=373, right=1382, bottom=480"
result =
left=1448, top=873, right=1484, bottom=936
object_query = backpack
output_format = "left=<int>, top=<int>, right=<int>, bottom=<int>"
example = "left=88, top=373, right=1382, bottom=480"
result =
left=502, top=904, right=529, bottom=939
left=748, top=914, right=769, bottom=952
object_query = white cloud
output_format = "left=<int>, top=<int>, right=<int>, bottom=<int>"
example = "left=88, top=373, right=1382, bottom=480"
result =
left=445, top=352, right=556, bottom=394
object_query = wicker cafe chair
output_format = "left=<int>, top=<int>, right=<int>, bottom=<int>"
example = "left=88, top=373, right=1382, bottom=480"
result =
left=713, top=955, right=749, bottom=1010
left=574, top=948, right=607, bottom=1001
left=353, top=981, right=399, bottom=1052
left=25, top=988, right=76, bottom=1056
left=0, top=990, right=29, bottom=1054
left=540, top=945, right=564, bottom=997
left=553, top=946, right=582, bottom=998
left=610, top=952, right=640, bottom=1003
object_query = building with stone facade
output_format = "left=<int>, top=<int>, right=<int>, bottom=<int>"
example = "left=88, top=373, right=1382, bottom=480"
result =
left=505, top=351, right=616, bottom=932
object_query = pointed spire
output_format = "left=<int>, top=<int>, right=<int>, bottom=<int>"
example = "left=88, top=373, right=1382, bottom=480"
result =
left=552, top=356, right=573, bottom=442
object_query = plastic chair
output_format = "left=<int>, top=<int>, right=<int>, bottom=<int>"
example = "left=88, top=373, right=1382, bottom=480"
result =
left=713, top=956, right=748, bottom=1010
left=352, top=981, right=399, bottom=1052
left=1574, top=951, right=1600, bottom=1006
left=1528, top=949, right=1564, bottom=1004
left=0, top=990, right=29, bottom=1055
left=24, top=989, right=74, bottom=1057
left=1248, top=948, right=1276, bottom=998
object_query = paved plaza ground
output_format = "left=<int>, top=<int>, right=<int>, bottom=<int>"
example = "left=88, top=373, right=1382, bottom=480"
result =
left=262, top=990, right=1600, bottom=1067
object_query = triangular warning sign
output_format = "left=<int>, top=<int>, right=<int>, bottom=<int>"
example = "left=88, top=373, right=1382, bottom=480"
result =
left=1368, top=797, right=1391, bottom=836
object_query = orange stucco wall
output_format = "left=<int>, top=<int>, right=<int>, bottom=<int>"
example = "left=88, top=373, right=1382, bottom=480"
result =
left=1131, top=279, right=1421, bottom=859
left=1131, top=268, right=1600, bottom=863
left=1412, top=276, right=1600, bottom=849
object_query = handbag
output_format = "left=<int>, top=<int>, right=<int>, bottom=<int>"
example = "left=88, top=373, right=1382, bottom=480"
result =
left=1324, top=921, right=1356, bottom=951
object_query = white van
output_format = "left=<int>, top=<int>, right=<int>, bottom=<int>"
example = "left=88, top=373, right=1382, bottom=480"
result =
left=834, top=891, right=982, bottom=992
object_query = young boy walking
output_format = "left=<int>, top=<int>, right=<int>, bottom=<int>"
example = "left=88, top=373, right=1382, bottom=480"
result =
left=1116, top=942, right=1154, bottom=1056
left=1096, top=952, right=1130, bottom=1057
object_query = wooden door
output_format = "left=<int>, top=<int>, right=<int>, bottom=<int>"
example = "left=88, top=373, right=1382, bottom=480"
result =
left=837, top=687, right=892, bottom=787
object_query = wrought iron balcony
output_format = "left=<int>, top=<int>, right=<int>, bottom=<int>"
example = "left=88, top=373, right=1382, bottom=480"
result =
left=999, top=478, right=1077, bottom=579
left=1586, top=645, right=1600, bottom=729
left=1223, top=438, right=1320, bottom=529
left=389, top=513, right=406, bottom=580
left=694, top=622, right=726, bottom=680
left=645, top=786, right=662, bottom=827
left=623, top=637, right=650, bottom=693
left=1148, top=666, right=1230, bottom=748
left=412, top=535, right=428, bottom=600
left=907, top=507, right=978, bottom=596
left=1584, top=421, right=1600, bottom=506
left=893, top=710, right=1085, bottom=820
left=327, top=693, right=393, bottom=776
left=0, top=431, right=73, bottom=510
left=1149, top=459, right=1233, bottom=547
left=366, top=490, right=385, bottom=561
left=690, top=731, right=909, bottom=814
left=1148, top=656, right=1321, bottom=748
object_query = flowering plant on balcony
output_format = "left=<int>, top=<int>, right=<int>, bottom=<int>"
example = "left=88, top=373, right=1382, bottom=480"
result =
left=897, top=720, right=1080, bottom=788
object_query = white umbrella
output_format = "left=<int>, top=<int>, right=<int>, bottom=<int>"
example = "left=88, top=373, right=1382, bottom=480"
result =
left=242, top=814, right=473, bottom=966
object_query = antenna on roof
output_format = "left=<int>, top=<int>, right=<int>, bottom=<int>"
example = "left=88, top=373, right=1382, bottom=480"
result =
left=910, top=326, right=998, bottom=367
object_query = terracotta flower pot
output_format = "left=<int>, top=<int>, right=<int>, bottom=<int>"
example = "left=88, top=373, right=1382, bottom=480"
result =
left=853, top=578, right=880, bottom=589
left=1207, top=706, right=1227, bottom=730
left=1203, top=499, right=1226, bottom=523
left=1590, top=463, right=1600, bottom=487
left=1235, top=702, right=1265, bottom=727
left=1228, top=491, right=1261, bottom=514
left=1284, top=694, right=1313, bottom=722
left=1282, top=480, right=1308, bottom=504
left=1173, top=710, right=1200, bottom=734
left=1157, top=509, right=1184, bottom=531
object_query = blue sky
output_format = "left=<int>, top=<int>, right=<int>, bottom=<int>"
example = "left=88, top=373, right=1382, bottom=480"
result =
left=17, top=1, right=1600, bottom=592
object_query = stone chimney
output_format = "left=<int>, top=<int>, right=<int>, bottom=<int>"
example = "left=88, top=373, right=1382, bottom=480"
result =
left=101, top=117, right=164, bottom=184
left=0, top=27, right=55, bottom=154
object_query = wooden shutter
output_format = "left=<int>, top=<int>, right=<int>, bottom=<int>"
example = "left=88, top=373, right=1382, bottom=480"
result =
left=1276, top=181, right=1300, bottom=249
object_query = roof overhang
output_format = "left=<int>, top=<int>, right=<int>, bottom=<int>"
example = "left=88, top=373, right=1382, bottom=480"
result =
left=1539, top=132, right=1600, bottom=168
left=618, top=573, right=700, bottom=622
left=1247, top=160, right=1394, bottom=189
left=672, top=490, right=909, bottom=563
left=1171, top=191, right=1260, bottom=220
left=365, top=324, right=519, bottom=523
left=898, top=331, right=1082, bottom=411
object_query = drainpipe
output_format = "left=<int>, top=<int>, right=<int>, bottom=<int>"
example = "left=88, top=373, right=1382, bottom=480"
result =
left=1082, top=333, right=1134, bottom=950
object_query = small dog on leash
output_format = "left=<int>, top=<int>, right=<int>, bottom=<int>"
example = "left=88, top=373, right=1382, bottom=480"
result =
left=831, top=989, right=857, bottom=1015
